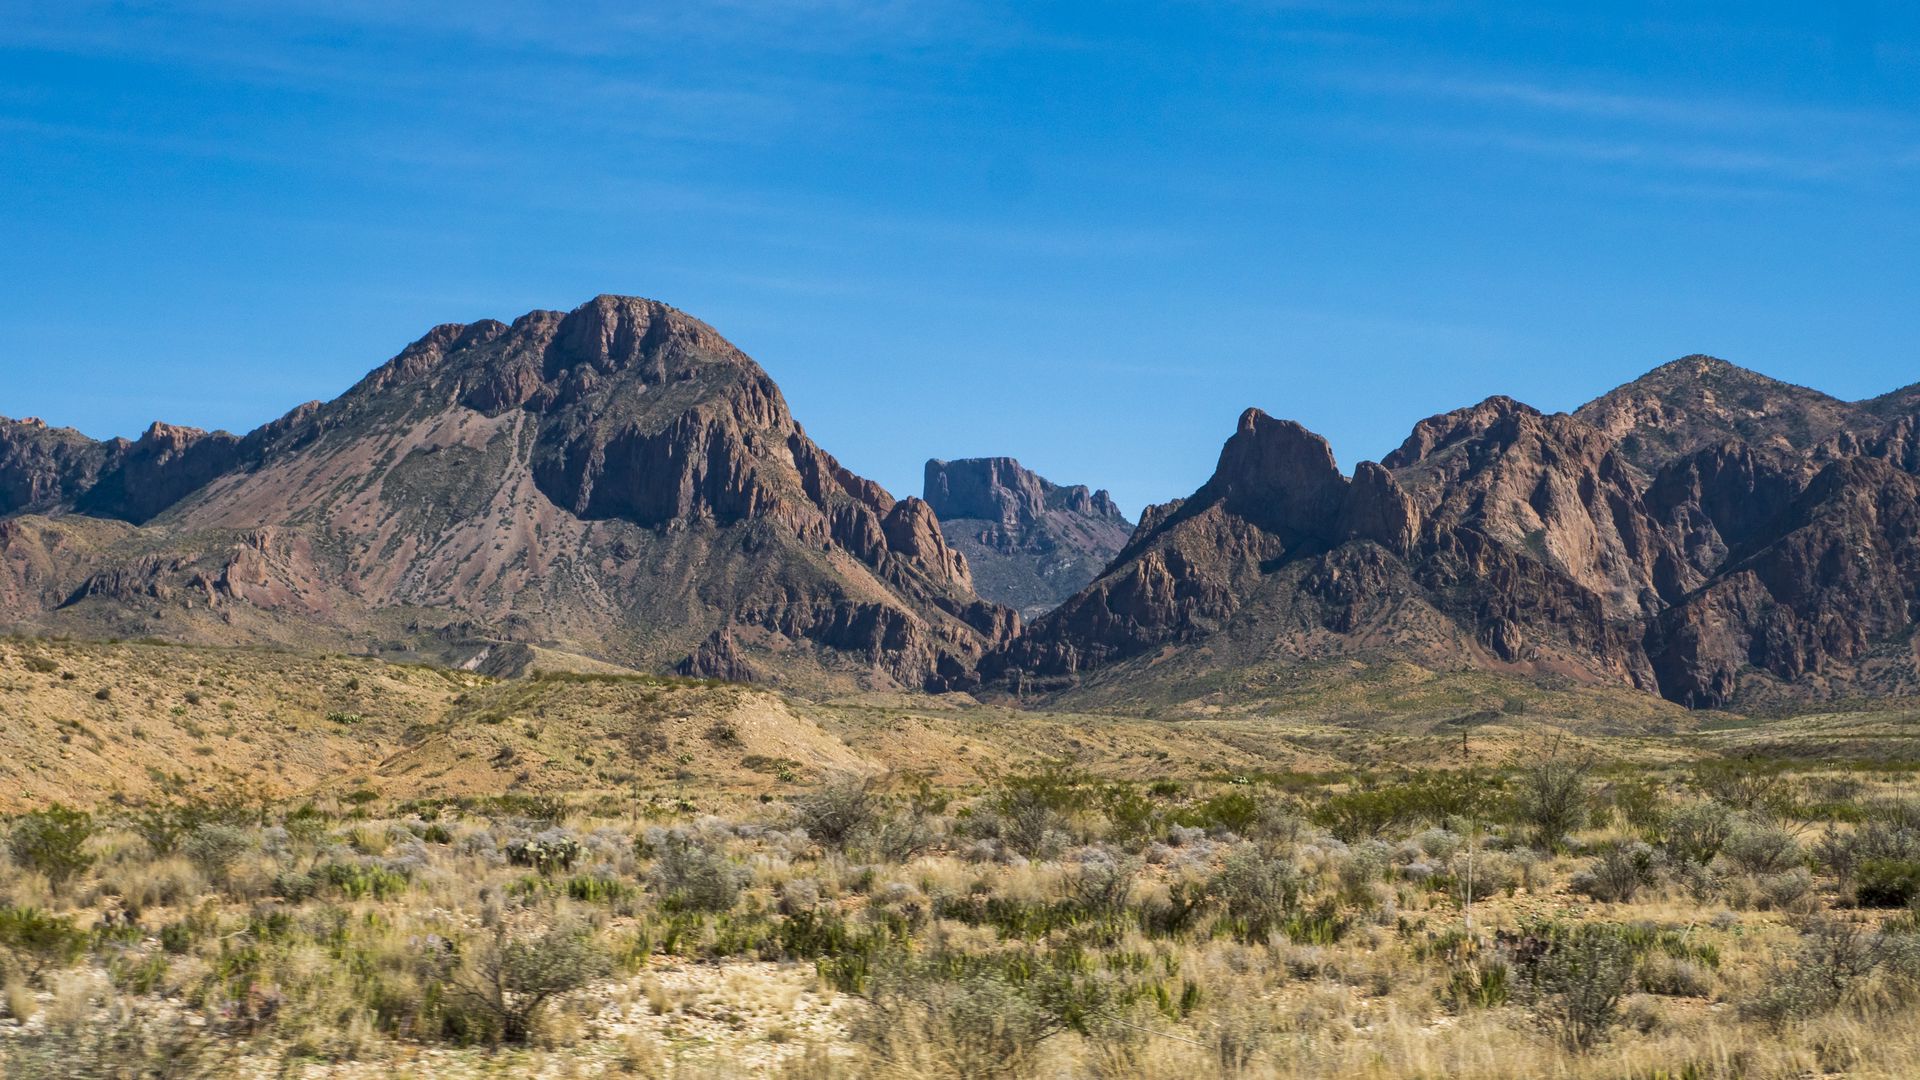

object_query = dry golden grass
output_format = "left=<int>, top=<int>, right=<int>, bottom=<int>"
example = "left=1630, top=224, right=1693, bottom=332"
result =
left=5, top=636, right=1920, bottom=1076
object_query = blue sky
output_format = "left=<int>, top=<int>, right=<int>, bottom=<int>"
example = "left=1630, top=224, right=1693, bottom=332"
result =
left=2, top=1, right=1916, bottom=515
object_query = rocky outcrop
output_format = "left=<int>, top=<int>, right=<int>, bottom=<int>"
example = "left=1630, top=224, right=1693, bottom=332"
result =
left=676, top=628, right=761, bottom=683
left=0, top=417, right=112, bottom=516
left=923, top=456, right=1132, bottom=619
left=0, top=416, right=244, bottom=524
left=1648, top=456, right=1920, bottom=706
left=971, top=402, right=1664, bottom=693
left=75, top=423, right=246, bottom=524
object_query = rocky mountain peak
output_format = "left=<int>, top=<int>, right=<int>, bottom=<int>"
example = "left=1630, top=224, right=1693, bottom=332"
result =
left=546, top=294, right=734, bottom=382
left=0, top=295, right=1017, bottom=689
left=1381, top=395, right=1540, bottom=471
left=1067, top=487, right=1124, bottom=519
left=1576, top=354, right=1858, bottom=470
left=922, top=456, right=1126, bottom=528
left=1197, top=408, right=1347, bottom=537
left=0, top=415, right=111, bottom=516
left=924, top=457, right=1051, bottom=525
left=17, top=311, right=1920, bottom=710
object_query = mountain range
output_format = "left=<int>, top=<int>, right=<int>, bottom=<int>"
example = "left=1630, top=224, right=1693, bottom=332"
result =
left=5, top=298, right=1920, bottom=711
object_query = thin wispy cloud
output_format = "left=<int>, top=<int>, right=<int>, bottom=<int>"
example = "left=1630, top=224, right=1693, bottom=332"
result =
left=0, top=0, right=1001, bottom=62
left=1339, top=72, right=1906, bottom=133
left=1315, top=67, right=1919, bottom=192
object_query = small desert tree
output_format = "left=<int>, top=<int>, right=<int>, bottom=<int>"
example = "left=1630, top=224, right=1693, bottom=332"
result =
left=1517, top=749, right=1594, bottom=853
left=450, top=925, right=612, bottom=1044
left=792, top=771, right=884, bottom=849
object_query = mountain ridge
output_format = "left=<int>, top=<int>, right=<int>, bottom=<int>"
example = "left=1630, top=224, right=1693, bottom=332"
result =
left=7, top=309, right=1920, bottom=711
left=965, top=356, right=1920, bottom=710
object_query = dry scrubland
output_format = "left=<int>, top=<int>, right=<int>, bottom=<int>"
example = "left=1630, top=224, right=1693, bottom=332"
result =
left=6, top=641, right=1920, bottom=1076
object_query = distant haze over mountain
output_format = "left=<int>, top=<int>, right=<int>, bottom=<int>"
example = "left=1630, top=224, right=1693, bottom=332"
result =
left=923, top=457, right=1131, bottom=620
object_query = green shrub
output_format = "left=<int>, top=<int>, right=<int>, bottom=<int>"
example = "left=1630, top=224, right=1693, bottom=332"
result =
left=979, top=760, right=1091, bottom=857
left=474, top=793, right=569, bottom=823
left=1855, top=859, right=1920, bottom=908
left=1209, top=848, right=1303, bottom=943
left=1814, top=809, right=1920, bottom=889
left=1062, top=854, right=1139, bottom=921
left=1740, top=919, right=1888, bottom=1029
left=1606, top=779, right=1666, bottom=831
left=1313, top=770, right=1504, bottom=842
left=159, top=920, right=197, bottom=954
left=1099, top=784, right=1159, bottom=845
left=1690, top=759, right=1793, bottom=816
left=851, top=950, right=1104, bottom=1078
left=271, top=870, right=318, bottom=902
left=314, top=861, right=409, bottom=899
left=182, top=823, right=252, bottom=882
left=792, top=773, right=939, bottom=860
left=1136, top=880, right=1209, bottom=938
left=1446, top=960, right=1511, bottom=1010
left=1653, top=801, right=1735, bottom=866
left=1573, top=841, right=1656, bottom=903
left=1181, top=790, right=1264, bottom=834
left=8, top=804, right=96, bottom=886
left=130, top=799, right=253, bottom=856
left=446, top=926, right=613, bottom=1044
left=565, top=874, right=636, bottom=905
left=791, top=772, right=882, bottom=848
left=1515, top=756, right=1593, bottom=853
left=1511, top=923, right=1636, bottom=1051
left=1720, top=824, right=1802, bottom=876
left=0, top=906, right=88, bottom=978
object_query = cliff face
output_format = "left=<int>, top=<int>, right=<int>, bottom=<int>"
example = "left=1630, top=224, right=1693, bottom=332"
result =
left=0, top=416, right=247, bottom=525
left=923, top=457, right=1132, bottom=619
left=968, top=359, right=1920, bottom=709
left=0, top=296, right=1013, bottom=689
